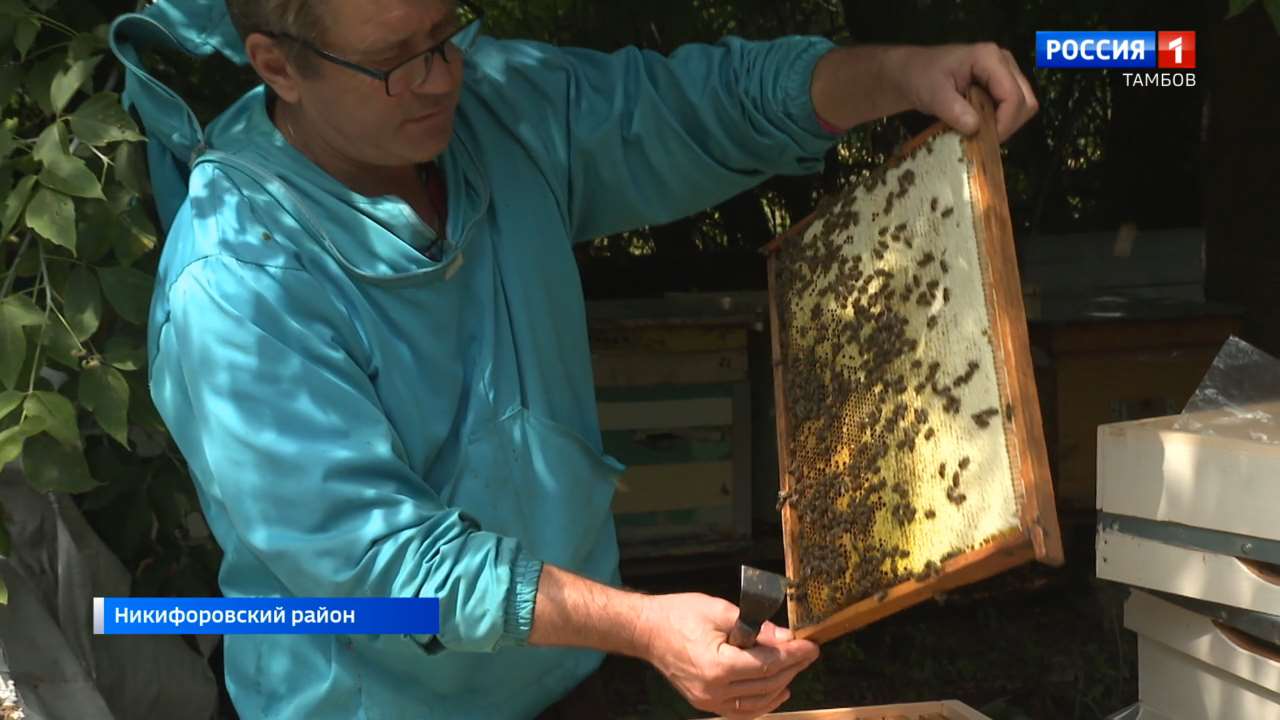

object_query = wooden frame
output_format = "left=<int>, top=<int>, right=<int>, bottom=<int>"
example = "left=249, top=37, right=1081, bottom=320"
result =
left=764, top=87, right=1063, bottom=644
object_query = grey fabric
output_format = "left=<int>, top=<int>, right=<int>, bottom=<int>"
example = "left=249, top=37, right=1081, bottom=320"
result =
left=0, top=467, right=217, bottom=720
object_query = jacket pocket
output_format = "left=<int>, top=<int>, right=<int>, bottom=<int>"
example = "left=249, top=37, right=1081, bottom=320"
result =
left=444, top=406, right=625, bottom=570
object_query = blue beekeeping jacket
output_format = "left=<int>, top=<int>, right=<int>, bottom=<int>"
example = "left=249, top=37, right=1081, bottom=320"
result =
left=110, top=3, right=839, bottom=717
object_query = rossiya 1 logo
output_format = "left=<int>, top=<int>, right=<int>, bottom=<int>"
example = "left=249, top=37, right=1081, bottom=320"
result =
left=1035, top=31, right=1197, bottom=87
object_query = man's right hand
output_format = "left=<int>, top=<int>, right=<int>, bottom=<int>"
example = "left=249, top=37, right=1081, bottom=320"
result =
left=638, top=592, right=820, bottom=719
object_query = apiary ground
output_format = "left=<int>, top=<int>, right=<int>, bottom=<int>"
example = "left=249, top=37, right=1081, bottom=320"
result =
left=604, top=527, right=1135, bottom=720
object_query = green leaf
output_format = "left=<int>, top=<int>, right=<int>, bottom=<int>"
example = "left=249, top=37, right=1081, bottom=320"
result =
left=3, top=295, right=44, bottom=327
left=25, top=390, right=79, bottom=449
left=0, top=64, right=22, bottom=107
left=40, top=313, right=81, bottom=369
left=0, top=318, right=22, bottom=390
left=33, top=122, right=65, bottom=167
left=80, top=363, right=129, bottom=447
left=0, top=412, right=46, bottom=466
left=115, top=204, right=157, bottom=265
left=113, top=141, right=150, bottom=195
left=0, top=126, right=13, bottom=158
left=98, top=265, right=153, bottom=325
left=68, top=31, right=106, bottom=62
left=0, top=427, right=24, bottom=466
left=0, top=0, right=31, bottom=16
left=64, top=265, right=101, bottom=340
left=0, top=390, right=22, bottom=420
left=124, top=371, right=163, bottom=431
left=26, top=186, right=76, bottom=252
left=14, top=17, right=38, bottom=60
left=51, top=55, right=101, bottom=115
left=103, top=180, right=135, bottom=215
left=22, top=432, right=99, bottom=493
left=24, top=52, right=63, bottom=115
left=0, top=576, right=7, bottom=604
left=0, top=296, right=40, bottom=389
left=1, top=175, right=36, bottom=240
left=73, top=199, right=117, bottom=263
left=103, top=335, right=145, bottom=371
left=1266, top=0, right=1280, bottom=33
left=39, top=148, right=105, bottom=200
left=69, top=93, right=143, bottom=145
left=1228, top=0, right=1256, bottom=17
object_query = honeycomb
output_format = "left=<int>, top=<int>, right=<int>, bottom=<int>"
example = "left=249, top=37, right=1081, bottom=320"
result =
left=772, top=130, right=1025, bottom=628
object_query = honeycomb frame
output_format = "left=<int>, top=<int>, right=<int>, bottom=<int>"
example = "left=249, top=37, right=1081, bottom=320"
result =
left=765, top=88, right=1064, bottom=644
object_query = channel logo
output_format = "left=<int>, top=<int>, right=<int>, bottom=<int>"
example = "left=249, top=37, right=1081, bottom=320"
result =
left=1036, top=31, right=1196, bottom=69
left=1158, top=31, right=1195, bottom=69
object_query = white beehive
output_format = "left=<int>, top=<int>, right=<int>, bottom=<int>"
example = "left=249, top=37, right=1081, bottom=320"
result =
left=1097, top=403, right=1280, bottom=614
left=1126, top=591, right=1280, bottom=720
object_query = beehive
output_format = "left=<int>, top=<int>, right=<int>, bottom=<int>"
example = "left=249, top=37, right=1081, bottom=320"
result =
left=708, top=699, right=992, bottom=719
left=766, top=89, right=1063, bottom=642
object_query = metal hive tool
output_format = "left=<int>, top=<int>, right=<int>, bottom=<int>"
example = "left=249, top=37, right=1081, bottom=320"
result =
left=764, top=88, right=1064, bottom=644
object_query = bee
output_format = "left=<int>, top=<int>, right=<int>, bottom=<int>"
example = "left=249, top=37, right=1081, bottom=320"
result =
left=941, top=207, right=955, bottom=219
left=972, top=407, right=1000, bottom=428
left=958, top=456, right=971, bottom=471
left=776, top=489, right=795, bottom=512
left=1005, top=403, right=1014, bottom=421
left=924, top=509, right=937, bottom=519
left=930, top=197, right=939, bottom=212
left=940, top=259, right=950, bottom=274
left=923, top=427, right=936, bottom=440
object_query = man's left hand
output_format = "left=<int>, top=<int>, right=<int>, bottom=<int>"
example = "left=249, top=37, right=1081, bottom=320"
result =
left=890, top=43, right=1039, bottom=141
left=811, top=42, right=1039, bottom=142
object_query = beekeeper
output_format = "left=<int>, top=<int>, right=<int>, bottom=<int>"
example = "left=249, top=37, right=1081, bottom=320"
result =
left=108, top=0, right=1037, bottom=717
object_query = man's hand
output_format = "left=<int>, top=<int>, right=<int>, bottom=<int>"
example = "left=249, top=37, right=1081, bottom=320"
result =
left=638, top=593, right=819, bottom=719
left=811, top=42, right=1039, bottom=142
left=528, top=566, right=817, bottom=718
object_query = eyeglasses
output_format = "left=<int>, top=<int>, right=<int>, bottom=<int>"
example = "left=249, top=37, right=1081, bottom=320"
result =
left=262, top=0, right=484, bottom=97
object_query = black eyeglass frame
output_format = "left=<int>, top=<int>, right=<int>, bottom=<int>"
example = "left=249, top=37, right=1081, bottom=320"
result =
left=259, top=0, right=484, bottom=97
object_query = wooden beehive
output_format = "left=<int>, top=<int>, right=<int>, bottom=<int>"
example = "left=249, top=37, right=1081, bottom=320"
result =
left=765, top=88, right=1063, bottom=643
left=707, top=699, right=991, bottom=719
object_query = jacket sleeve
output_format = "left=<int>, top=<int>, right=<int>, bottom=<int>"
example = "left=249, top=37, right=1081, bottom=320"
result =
left=151, top=250, right=540, bottom=654
left=480, top=34, right=841, bottom=243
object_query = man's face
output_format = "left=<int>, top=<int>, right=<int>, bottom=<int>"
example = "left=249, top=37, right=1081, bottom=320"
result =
left=294, top=0, right=466, bottom=166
